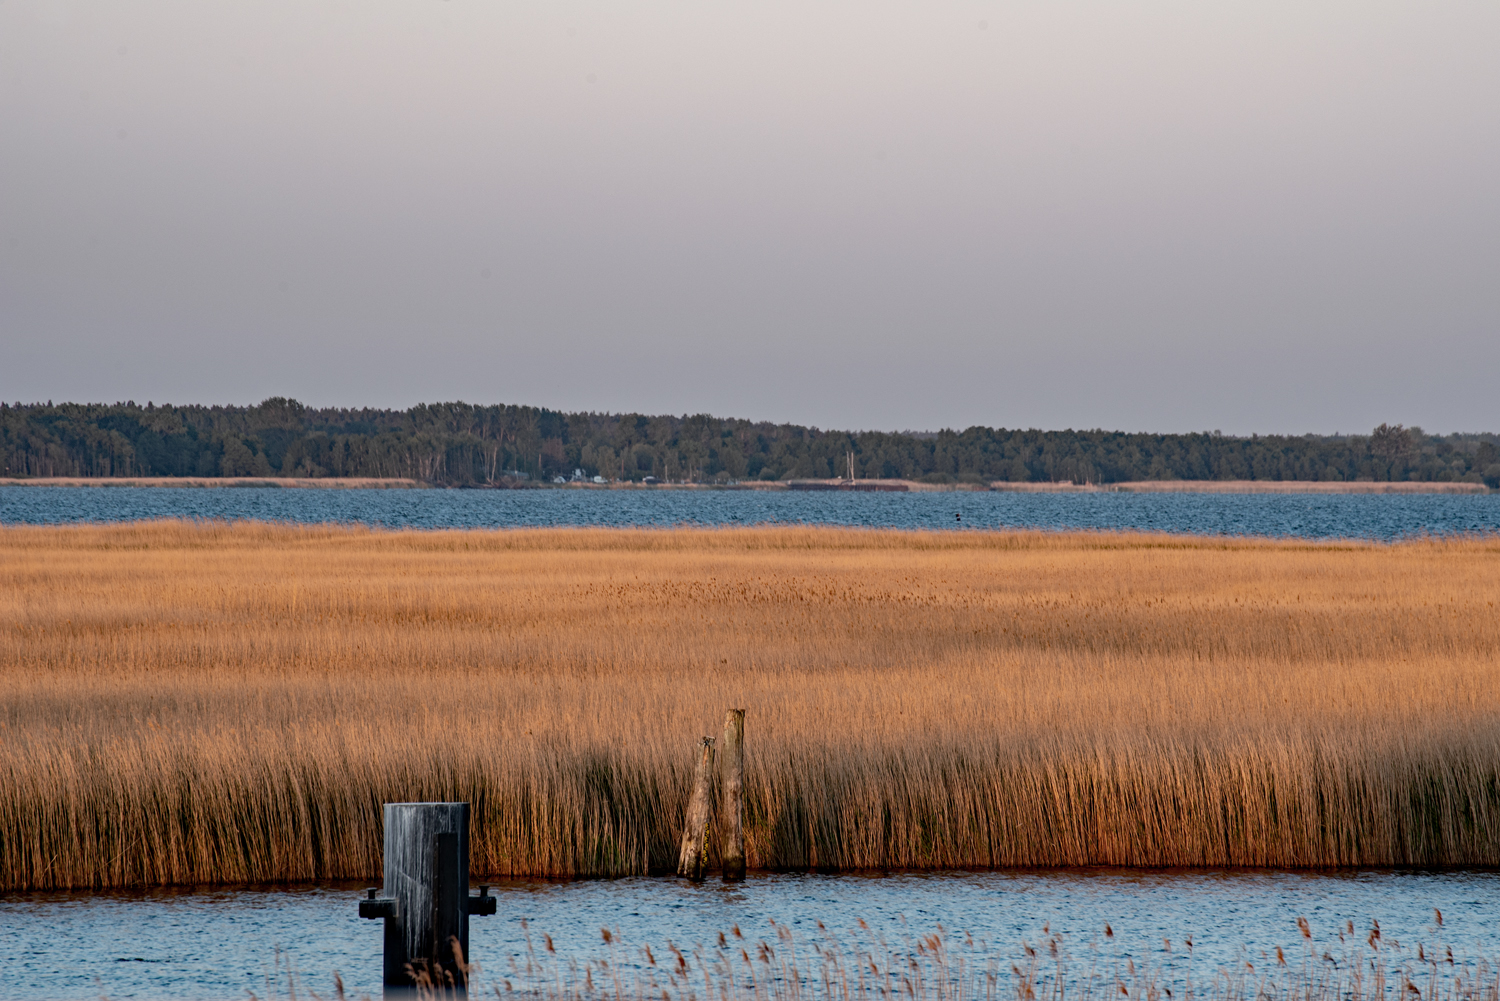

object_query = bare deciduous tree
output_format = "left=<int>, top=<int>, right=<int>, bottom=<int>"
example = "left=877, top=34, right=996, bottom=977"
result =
left=1370, top=423, right=1415, bottom=458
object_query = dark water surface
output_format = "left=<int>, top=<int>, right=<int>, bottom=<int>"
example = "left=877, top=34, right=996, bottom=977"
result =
left=2, top=871, right=1493, bottom=1000
left=3, top=486, right=1498, bottom=539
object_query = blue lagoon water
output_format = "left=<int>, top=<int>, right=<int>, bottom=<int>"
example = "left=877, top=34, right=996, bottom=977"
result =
left=2, top=486, right=1498, bottom=539
left=3, top=871, right=1494, bottom=1000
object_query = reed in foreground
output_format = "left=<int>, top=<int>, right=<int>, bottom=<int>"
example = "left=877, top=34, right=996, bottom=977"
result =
left=2, top=521, right=1499, bottom=888
left=509, top=920, right=1499, bottom=1001
left=259, top=915, right=1500, bottom=1001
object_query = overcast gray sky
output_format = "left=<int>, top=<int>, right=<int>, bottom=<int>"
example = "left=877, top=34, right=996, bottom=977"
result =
left=2, top=1, right=1496, bottom=434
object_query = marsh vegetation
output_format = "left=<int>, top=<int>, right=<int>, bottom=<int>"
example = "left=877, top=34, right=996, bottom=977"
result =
left=2, top=522, right=1498, bottom=889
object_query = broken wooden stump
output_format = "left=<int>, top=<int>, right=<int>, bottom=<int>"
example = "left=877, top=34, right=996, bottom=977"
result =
left=676, top=736, right=716, bottom=879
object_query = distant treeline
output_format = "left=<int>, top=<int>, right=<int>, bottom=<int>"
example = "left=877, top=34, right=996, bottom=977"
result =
left=3, top=399, right=1497, bottom=487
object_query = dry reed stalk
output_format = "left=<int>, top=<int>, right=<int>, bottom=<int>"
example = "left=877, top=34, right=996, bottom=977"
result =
left=325, top=918, right=1500, bottom=1001
left=2, top=521, right=1499, bottom=888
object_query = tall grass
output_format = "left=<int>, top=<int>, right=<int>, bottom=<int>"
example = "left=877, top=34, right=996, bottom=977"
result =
left=3, top=521, right=1499, bottom=889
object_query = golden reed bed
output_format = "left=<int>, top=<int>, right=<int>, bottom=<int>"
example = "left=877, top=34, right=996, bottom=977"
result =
left=2, top=521, right=1498, bottom=889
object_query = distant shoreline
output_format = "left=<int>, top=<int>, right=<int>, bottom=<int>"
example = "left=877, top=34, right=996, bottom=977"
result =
left=0, top=476, right=1489, bottom=494
left=0, top=476, right=422, bottom=489
left=990, top=479, right=1490, bottom=494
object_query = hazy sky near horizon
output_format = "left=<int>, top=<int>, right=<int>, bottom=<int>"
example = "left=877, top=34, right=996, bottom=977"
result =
left=2, top=2, right=1497, bottom=434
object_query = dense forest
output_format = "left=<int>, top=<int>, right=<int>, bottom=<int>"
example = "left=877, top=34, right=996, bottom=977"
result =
left=2, top=399, right=1497, bottom=487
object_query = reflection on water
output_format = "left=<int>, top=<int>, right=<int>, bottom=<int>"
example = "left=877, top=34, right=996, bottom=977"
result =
left=2, top=870, right=1495, bottom=1000
left=2, top=486, right=1499, bottom=539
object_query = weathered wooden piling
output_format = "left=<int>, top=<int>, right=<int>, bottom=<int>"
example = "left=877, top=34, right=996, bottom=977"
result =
left=358, top=802, right=496, bottom=996
left=720, top=708, right=746, bottom=881
left=677, top=736, right=715, bottom=879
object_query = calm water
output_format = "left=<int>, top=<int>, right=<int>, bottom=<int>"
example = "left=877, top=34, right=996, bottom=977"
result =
left=2, top=486, right=1498, bottom=539
left=1, top=871, right=1493, bottom=1000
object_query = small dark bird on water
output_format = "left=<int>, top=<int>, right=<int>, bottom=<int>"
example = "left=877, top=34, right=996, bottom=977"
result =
left=955, top=512, right=961, bottom=522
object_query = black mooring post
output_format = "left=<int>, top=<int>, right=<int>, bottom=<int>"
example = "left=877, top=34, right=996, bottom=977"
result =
left=358, top=802, right=497, bottom=996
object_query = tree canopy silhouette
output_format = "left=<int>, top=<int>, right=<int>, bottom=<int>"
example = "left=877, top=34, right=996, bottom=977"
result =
left=2, top=401, right=1495, bottom=487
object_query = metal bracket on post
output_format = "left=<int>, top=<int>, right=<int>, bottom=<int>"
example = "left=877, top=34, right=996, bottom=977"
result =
left=357, top=802, right=494, bottom=997
left=360, top=886, right=396, bottom=919
left=467, top=884, right=497, bottom=916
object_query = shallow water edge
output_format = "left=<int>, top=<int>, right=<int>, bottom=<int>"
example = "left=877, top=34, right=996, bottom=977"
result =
left=3, top=869, right=1496, bottom=1000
